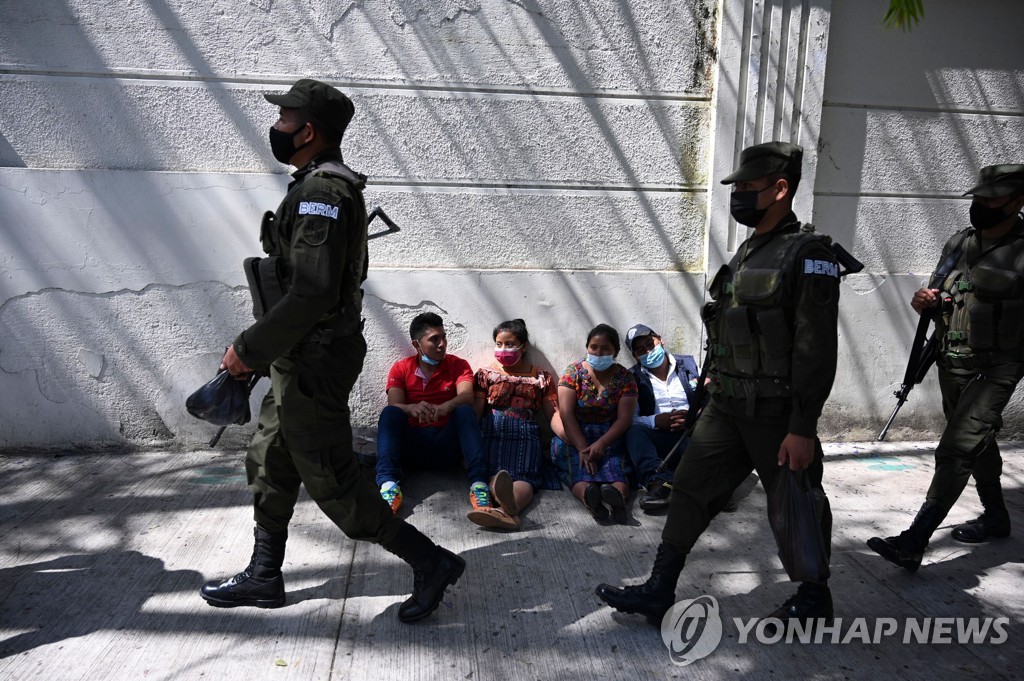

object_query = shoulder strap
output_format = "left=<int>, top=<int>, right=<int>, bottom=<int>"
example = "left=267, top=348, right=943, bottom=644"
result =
left=308, top=160, right=367, bottom=190
left=930, top=229, right=972, bottom=289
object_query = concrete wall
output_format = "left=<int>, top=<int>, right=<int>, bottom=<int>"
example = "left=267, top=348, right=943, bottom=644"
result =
left=1, top=0, right=1021, bottom=449
left=0, top=0, right=716, bottom=448
left=813, top=0, right=1024, bottom=438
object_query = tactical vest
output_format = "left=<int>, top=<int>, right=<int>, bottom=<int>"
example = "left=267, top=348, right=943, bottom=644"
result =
left=252, top=157, right=369, bottom=341
left=936, top=224, right=1024, bottom=368
left=705, top=225, right=834, bottom=398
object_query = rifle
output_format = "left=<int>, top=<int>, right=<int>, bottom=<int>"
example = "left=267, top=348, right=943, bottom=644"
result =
left=877, top=315, right=938, bottom=441
left=208, top=206, right=402, bottom=448
left=877, top=230, right=971, bottom=441
left=367, top=206, right=401, bottom=240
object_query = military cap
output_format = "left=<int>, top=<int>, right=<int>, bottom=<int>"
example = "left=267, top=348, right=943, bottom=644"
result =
left=721, top=141, right=803, bottom=184
left=265, top=79, right=354, bottom=136
left=964, top=164, right=1024, bottom=198
left=625, top=323, right=658, bottom=354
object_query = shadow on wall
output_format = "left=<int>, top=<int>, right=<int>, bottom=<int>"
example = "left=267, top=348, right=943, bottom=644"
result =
left=0, top=1, right=713, bottom=448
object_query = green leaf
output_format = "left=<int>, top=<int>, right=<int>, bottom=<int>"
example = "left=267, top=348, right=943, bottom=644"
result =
left=882, top=0, right=925, bottom=32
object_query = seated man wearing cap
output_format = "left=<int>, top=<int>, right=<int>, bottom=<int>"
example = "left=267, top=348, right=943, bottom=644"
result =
left=597, top=141, right=840, bottom=630
left=202, top=79, right=464, bottom=624
left=623, top=324, right=700, bottom=512
left=869, top=164, right=1024, bottom=572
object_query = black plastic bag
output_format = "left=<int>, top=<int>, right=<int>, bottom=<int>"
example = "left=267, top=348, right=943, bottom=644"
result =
left=768, top=467, right=830, bottom=583
left=185, top=370, right=259, bottom=426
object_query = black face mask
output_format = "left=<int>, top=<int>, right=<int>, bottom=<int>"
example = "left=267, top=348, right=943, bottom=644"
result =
left=729, top=185, right=777, bottom=227
left=268, top=123, right=310, bottom=164
left=969, top=198, right=1016, bottom=231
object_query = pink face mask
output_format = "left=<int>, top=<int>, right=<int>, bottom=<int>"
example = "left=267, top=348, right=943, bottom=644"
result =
left=494, top=347, right=522, bottom=367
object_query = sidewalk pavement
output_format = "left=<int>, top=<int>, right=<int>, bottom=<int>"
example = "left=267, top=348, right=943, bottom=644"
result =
left=1, top=440, right=1021, bottom=681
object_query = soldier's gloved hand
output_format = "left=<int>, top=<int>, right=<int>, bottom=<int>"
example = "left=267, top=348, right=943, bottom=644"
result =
left=777, top=432, right=814, bottom=471
left=911, top=287, right=940, bottom=315
left=221, top=345, right=253, bottom=379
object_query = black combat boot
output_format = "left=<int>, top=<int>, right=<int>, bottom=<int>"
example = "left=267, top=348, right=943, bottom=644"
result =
left=594, top=543, right=685, bottom=625
left=201, top=526, right=287, bottom=608
left=383, top=523, right=466, bottom=623
left=765, top=582, right=833, bottom=635
left=866, top=502, right=943, bottom=572
left=638, top=480, right=672, bottom=513
left=952, top=485, right=1011, bottom=543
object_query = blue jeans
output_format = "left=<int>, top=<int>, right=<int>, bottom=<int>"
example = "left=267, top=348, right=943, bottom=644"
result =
left=374, top=404, right=488, bottom=487
left=626, top=424, right=685, bottom=487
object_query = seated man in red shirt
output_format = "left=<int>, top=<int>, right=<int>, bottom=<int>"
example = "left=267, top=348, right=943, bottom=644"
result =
left=376, top=312, right=511, bottom=528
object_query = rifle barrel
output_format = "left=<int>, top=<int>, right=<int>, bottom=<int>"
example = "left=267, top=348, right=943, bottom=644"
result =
left=877, top=398, right=906, bottom=441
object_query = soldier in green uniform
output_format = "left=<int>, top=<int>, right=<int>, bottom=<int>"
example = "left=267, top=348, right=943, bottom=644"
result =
left=200, top=79, right=465, bottom=623
left=868, top=164, right=1024, bottom=571
left=596, top=141, right=838, bottom=626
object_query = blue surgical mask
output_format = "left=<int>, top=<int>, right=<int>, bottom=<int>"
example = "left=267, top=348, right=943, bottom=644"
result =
left=587, top=354, right=615, bottom=371
left=420, top=352, right=441, bottom=366
left=639, top=343, right=667, bottom=369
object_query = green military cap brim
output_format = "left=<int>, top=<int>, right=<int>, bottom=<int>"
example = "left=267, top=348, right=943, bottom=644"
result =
left=964, top=164, right=1024, bottom=198
left=721, top=141, right=803, bottom=184
left=264, top=78, right=354, bottom=135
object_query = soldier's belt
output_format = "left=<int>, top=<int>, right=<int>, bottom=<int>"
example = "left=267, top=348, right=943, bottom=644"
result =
left=940, top=349, right=1024, bottom=371
left=715, top=374, right=792, bottom=399
left=294, top=319, right=365, bottom=347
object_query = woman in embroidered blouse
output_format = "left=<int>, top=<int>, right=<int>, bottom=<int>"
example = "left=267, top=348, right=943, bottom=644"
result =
left=551, top=323, right=637, bottom=523
left=473, top=319, right=557, bottom=528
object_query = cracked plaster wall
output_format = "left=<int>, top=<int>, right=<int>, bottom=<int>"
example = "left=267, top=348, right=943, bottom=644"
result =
left=1, top=0, right=1022, bottom=448
left=0, top=0, right=719, bottom=448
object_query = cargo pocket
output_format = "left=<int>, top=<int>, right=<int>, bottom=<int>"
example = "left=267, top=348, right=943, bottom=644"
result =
left=968, top=301, right=996, bottom=350
left=970, top=266, right=1024, bottom=299
left=756, top=308, right=793, bottom=377
left=997, top=299, right=1024, bottom=350
left=724, top=306, right=757, bottom=375
left=733, top=268, right=785, bottom=307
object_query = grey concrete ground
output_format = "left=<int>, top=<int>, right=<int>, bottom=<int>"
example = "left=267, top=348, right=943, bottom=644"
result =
left=1, top=440, right=1022, bottom=681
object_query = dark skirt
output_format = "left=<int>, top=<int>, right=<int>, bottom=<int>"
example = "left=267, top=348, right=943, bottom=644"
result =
left=550, top=421, right=626, bottom=486
left=481, top=409, right=543, bottom=489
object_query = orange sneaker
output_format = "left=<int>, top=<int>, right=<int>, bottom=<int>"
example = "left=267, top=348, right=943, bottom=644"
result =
left=469, top=481, right=492, bottom=511
left=380, top=483, right=403, bottom=514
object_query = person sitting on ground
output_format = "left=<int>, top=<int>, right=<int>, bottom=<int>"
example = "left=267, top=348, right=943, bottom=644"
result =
left=623, top=324, right=700, bottom=512
left=624, top=323, right=739, bottom=515
left=551, top=324, right=638, bottom=524
left=375, top=312, right=505, bottom=527
left=473, top=319, right=557, bottom=529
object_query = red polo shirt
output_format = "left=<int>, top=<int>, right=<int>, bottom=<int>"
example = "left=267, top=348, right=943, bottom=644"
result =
left=385, top=354, right=474, bottom=428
